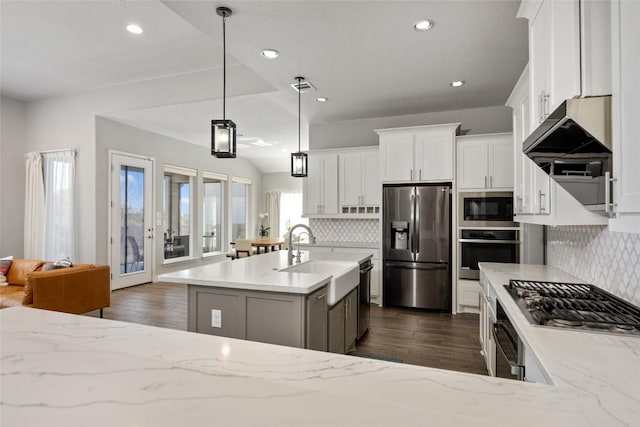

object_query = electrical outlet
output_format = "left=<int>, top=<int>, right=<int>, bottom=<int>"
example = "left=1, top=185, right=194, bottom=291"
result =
left=211, top=309, right=222, bottom=328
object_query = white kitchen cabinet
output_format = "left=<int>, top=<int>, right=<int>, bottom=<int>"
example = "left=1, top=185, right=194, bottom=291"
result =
left=507, top=64, right=605, bottom=226
left=457, top=279, right=480, bottom=314
left=303, top=153, right=338, bottom=216
left=520, top=0, right=610, bottom=128
left=377, top=124, right=460, bottom=183
left=338, top=148, right=380, bottom=215
left=478, top=275, right=496, bottom=377
left=610, top=0, right=640, bottom=233
left=457, top=134, right=513, bottom=190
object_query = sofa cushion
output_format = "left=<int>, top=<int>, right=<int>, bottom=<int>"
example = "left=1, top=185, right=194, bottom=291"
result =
left=7, top=259, right=44, bottom=286
left=0, top=285, right=26, bottom=308
left=22, top=264, right=94, bottom=306
left=0, top=256, right=13, bottom=275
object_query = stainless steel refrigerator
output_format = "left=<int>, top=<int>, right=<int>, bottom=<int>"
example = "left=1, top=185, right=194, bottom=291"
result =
left=383, top=184, right=452, bottom=311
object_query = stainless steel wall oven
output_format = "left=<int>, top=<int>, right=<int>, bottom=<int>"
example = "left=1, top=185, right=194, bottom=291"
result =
left=459, top=229, right=519, bottom=280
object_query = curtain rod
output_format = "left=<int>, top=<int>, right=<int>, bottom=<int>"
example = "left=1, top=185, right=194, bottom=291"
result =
left=39, top=148, right=76, bottom=154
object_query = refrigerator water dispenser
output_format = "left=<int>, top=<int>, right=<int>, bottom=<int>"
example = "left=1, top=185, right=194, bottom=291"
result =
left=391, top=221, right=409, bottom=250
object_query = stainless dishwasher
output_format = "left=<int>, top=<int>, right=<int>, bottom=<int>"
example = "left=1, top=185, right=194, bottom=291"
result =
left=357, top=259, right=373, bottom=340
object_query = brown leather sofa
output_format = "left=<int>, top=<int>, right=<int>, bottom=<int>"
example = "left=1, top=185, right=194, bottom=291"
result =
left=0, top=259, right=110, bottom=316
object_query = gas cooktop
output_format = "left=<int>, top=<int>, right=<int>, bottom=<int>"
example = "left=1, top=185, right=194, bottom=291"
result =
left=505, top=279, right=640, bottom=336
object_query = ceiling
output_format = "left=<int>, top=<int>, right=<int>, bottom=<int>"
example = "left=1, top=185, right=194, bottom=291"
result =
left=0, top=0, right=528, bottom=173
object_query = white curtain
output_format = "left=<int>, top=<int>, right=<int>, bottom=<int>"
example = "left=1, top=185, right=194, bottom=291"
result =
left=42, top=150, right=77, bottom=261
left=266, top=192, right=281, bottom=238
left=24, top=152, right=45, bottom=259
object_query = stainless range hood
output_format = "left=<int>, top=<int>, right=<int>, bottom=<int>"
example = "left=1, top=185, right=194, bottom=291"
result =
left=523, top=96, right=612, bottom=214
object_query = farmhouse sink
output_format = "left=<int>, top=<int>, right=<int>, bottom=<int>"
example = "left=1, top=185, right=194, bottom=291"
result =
left=281, top=260, right=359, bottom=306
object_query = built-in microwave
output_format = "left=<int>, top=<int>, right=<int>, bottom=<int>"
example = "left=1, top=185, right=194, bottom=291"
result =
left=458, top=192, right=517, bottom=228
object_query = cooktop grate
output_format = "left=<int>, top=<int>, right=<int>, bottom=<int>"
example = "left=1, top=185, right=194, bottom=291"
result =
left=506, top=280, right=640, bottom=333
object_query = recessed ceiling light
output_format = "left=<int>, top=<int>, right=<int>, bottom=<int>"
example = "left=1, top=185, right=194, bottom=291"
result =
left=261, top=49, right=280, bottom=59
left=316, top=97, right=328, bottom=103
left=450, top=80, right=465, bottom=88
left=126, top=24, right=144, bottom=34
left=414, top=20, right=434, bottom=32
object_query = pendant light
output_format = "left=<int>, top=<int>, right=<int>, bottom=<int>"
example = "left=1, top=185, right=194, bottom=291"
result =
left=211, top=6, right=236, bottom=158
left=291, top=76, right=308, bottom=177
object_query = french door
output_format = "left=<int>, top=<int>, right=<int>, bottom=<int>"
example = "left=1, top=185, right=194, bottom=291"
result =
left=110, top=152, right=154, bottom=290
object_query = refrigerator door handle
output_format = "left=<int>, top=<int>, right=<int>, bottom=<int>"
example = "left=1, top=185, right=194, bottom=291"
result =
left=414, top=191, right=420, bottom=255
left=410, top=190, right=416, bottom=257
left=385, top=261, right=449, bottom=269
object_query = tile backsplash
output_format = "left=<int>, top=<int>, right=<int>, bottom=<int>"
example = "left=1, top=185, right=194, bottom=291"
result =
left=546, top=225, right=640, bottom=306
left=309, top=219, right=379, bottom=244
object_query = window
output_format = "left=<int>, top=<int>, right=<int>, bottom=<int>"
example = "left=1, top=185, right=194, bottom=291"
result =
left=231, top=176, right=251, bottom=240
left=163, top=165, right=196, bottom=260
left=202, top=172, right=227, bottom=254
left=279, top=192, right=307, bottom=235
left=42, top=150, right=76, bottom=261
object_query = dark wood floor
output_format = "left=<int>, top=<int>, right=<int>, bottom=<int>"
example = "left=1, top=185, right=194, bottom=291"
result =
left=88, top=282, right=487, bottom=376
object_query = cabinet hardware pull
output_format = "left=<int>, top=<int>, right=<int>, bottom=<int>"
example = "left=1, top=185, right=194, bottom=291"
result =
left=543, top=93, right=550, bottom=118
left=316, top=293, right=327, bottom=300
left=490, top=176, right=493, bottom=188
left=539, top=191, right=546, bottom=213
left=538, top=93, right=543, bottom=123
left=605, top=171, right=617, bottom=217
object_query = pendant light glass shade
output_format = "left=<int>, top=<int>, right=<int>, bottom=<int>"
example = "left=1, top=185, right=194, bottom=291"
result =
left=212, top=6, right=236, bottom=158
left=211, top=119, right=236, bottom=158
left=291, top=76, right=308, bottom=177
left=291, top=151, right=308, bottom=177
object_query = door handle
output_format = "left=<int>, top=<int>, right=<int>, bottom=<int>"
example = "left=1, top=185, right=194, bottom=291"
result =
left=414, top=191, right=420, bottom=254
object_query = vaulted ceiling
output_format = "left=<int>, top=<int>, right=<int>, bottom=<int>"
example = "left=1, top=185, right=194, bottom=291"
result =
left=1, top=1, right=527, bottom=172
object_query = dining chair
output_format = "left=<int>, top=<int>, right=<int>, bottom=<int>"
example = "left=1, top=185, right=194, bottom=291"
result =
left=234, top=239, right=252, bottom=258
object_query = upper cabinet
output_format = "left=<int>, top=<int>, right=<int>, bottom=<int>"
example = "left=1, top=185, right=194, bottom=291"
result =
left=303, top=147, right=380, bottom=218
left=339, top=148, right=380, bottom=215
left=376, top=123, right=460, bottom=183
left=610, top=0, right=640, bottom=233
left=457, top=134, right=514, bottom=191
left=303, top=153, right=338, bottom=216
left=519, top=0, right=611, bottom=127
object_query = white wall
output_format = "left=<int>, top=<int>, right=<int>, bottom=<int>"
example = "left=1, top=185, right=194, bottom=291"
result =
left=309, top=105, right=512, bottom=150
left=0, top=96, right=26, bottom=257
left=22, top=66, right=274, bottom=263
left=96, top=117, right=262, bottom=275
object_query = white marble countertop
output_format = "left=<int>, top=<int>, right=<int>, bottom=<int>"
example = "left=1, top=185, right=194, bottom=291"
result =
left=1, top=306, right=594, bottom=427
left=159, top=250, right=372, bottom=296
left=479, top=262, right=640, bottom=427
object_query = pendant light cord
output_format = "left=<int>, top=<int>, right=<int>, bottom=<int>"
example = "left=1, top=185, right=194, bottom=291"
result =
left=222, top=14, right=226, bottom=121
left=298, top=77, right=301, bottom=152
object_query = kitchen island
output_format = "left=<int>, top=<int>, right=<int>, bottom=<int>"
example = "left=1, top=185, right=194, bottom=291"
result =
left=159, top=250, right=371, bottom=351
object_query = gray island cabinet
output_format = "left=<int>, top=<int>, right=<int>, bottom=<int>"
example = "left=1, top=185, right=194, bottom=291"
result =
left=328, top=287, right=358, bottom=354
left=160, top=251, right=371, bottom=353
left=189, top=283, right=328, bottom=350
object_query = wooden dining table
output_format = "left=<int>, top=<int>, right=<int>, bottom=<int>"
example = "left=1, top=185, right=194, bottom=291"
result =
left=250, top=238, right=285, bottom=253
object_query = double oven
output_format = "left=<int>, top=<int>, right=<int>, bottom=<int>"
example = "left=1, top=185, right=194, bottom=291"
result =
left=458, top=192, right=519, bottom=280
